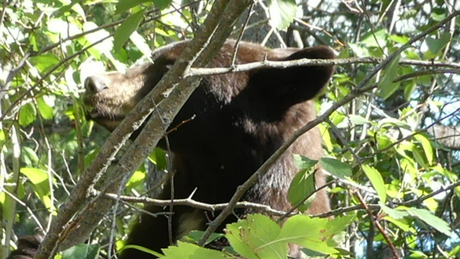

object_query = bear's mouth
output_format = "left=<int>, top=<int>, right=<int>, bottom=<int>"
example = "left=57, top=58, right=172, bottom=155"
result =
left=85, top=107, right=126, bottom=122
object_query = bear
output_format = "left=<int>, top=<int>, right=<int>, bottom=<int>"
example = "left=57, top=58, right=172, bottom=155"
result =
left=7, top=39, right=334, bottom=259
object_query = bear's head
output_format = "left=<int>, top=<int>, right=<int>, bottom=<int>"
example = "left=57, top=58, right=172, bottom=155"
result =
left=83, top=40, right=334, bottom=156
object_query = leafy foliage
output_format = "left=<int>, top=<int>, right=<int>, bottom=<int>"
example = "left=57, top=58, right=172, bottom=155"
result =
left=1, top=0, right=459, bottom=259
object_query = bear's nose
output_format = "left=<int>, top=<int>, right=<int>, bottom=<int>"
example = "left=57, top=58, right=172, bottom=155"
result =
left=84, top=76, right=108, bottom=93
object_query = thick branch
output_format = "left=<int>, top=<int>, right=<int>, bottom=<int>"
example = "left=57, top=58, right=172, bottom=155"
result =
left=428, top=124, right=460, bottom=150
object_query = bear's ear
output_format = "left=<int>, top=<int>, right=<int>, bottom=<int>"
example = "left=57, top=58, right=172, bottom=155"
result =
left=250, top=45, right=335, bottom=107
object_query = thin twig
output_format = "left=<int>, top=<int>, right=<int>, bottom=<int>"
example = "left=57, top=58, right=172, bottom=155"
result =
left=354, top=191, right=401, bottom=259
left=101, top=192, right=294, bottom=217
left=186, top=57, right=460, bottom=77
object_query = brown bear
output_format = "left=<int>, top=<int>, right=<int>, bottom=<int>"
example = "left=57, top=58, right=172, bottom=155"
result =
left=7, top=39, right=334, bottom=259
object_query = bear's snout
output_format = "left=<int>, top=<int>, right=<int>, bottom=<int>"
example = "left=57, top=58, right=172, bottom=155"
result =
left=84, top=75, right=109, bottom=94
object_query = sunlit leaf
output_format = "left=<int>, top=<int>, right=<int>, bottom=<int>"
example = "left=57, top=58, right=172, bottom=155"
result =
left=379, top=54, right=401, bottom=100
left=22, top=146, right=39, bottom=165
left=279, top=215, right=344, bottom=255
left=20, top=167, right=53, bottom=209
left=293, top=154, right=317, bottom=170
left=19, top=103, right=37, bottom=127
left=226, top=214, right=285, bottom=259
left=362, top=165, right=386, bottom=203
left=380, top=203, right=409, bottom=220
left=161, top=241, right=227, bottom=258
left=37, top=96, right=54, bottom=119
left=412, top=147, right=429, bottom=169
left=349, top=115, right=370, bottom=125
left=185, top=231, right=224, bottom=245
left=130, top=31, right=152, bottom=56
left=83, top=22, right=113, bottom=55
left=414, top=134, right=433, bottom=166
left=114, top=10, right=145, bottom=51
left=320, top=157, right=352, bottom=179
left=62, top=244, right=100, bottom=259
left=148, top=147, right=168, bottom=171
left=406, top=208, right=452, bottom=236
left=267, top=0, right=297, bottom=30
left=383, top=216, right=412, bottom=232
left=116, top=0, right=152, bottom=13
left=288, top=169, right=316, bottom=212
left=425, top=33, right=451, bottom=56
left=119, top=245, right=162, bottom=257
left=125, top=170, right=146, bottom=190
left=153, top=0, right=173, bottom=9
left=116, top=0, right=171, bottom=14
left=29, top=54, right=60, bottom=73
left=0, top=130, right=5, bottom=146
left=361, top=29, right=387, bottom=48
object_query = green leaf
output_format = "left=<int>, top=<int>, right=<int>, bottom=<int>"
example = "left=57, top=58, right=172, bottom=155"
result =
left=20, top=167, right=52, bottom=209
left=293, top=154, right=317, bottom=170
left=153, top=0, right=173, bottom=9
left=29, top=54, right=60, bottom=73
left=148, top=147, right=168, bottom=171
left=380, top=203, right=409, bottom=220
left=184, top=231, right=224, bottom=245
left=383, top=216, right=412, bottom=232
left=22, top=146, right=39, bottom=165
left=389, top=34, right=410, bottom=44
left=406, top=208, right=452, bottom=236
left=125, top=170, right=146, bottom=190
left=0, top=130, right=5, bottom=146
left=379, top=54, right=401, bottom=100
left=403, top=80, right=417, bottom=100
left=362, top=165, right=386, bottom=203
left=62, top=244, right=100, bottom=259
left=324, top=214, right=355, bottom=234
left=412, top=147, right=429, bottom=169
left=19, top=102, right=37, bottom=127
left=425, top=33, right=451, bottom=56
left=130, top=31, right=152, bottom=56
left=161, top=241, right=227, bottom=258
left=414, top=134, right=433, bottom=166
left=278, top=215, right=340, bottom=255
left=226, top=214, right=285, bottom=259
left=120, top=245, right=163, bottom=257
left=267, top=0, right=297, bottom=30
left=83, top=22, right=113, bottom=55
left=361, top=29, right=387, bottom=48
left=116, top=0, right=171, bottom=14
left=288, top=169, right=316, bottom=212
left=349, top=115, right=370, bottom=125
left=319, top=157, right=352, bottom=179
left=114, top=9, right=145, bottom=51
left=37, top=96, right=54, bottom=120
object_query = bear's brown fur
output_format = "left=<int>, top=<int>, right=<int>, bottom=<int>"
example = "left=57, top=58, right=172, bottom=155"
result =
left=7, top=39, right=334, bottom=259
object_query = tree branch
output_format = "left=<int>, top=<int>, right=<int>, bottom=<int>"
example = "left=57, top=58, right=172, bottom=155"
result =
left=427, top=124, right=460, bottom=150
left=186, top=57, right=460, bottom=77
left=101, top=192, right=293, bottom=217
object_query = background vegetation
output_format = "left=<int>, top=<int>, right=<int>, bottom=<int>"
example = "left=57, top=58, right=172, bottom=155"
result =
left=1, top=0, right=459, bottom=258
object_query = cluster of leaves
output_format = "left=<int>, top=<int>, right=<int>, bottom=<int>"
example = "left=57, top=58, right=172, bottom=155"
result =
left=1, top=0, right=460, bottom=259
